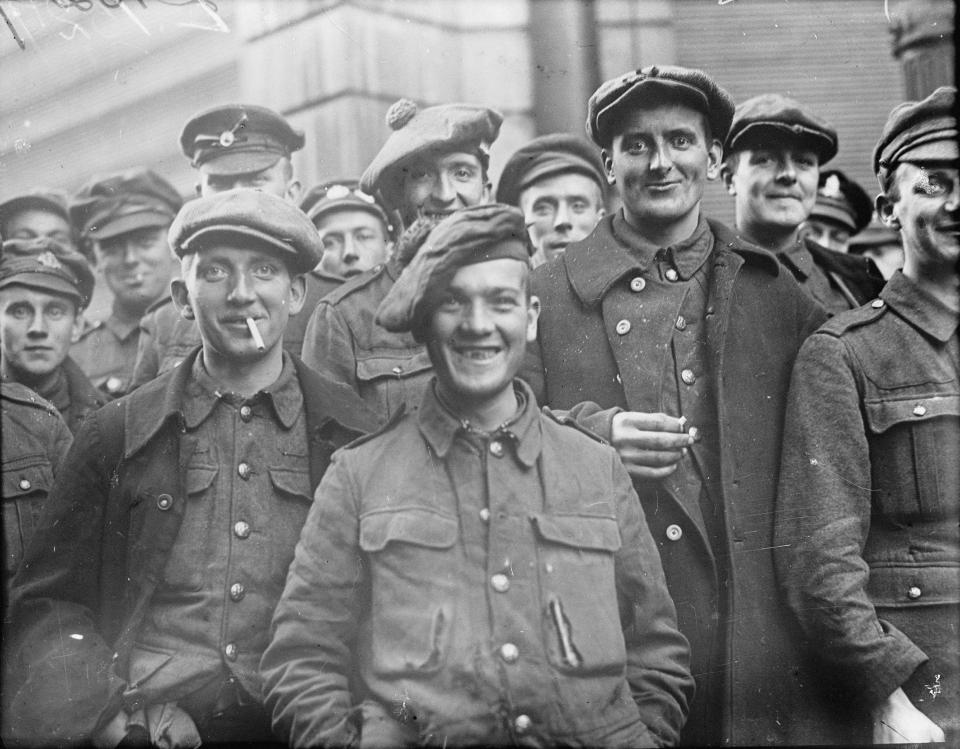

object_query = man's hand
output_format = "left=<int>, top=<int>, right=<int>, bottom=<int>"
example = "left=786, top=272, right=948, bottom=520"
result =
left=872, top=687, right=945, bottom=744
left=610, top=412, right=694, bottom=480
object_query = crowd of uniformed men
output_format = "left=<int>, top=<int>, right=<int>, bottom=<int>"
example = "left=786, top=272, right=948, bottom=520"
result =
left=1, top=62, right=956, bottom=747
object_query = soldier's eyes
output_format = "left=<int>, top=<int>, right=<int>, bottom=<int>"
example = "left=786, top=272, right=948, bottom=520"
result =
left=916, top=173, right=949, bottom=195
left=200, top=266, right=227, bottom=281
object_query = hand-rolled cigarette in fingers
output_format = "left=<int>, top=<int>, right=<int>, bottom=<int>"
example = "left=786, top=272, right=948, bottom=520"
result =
left=246, top=317, right=266, bottom=351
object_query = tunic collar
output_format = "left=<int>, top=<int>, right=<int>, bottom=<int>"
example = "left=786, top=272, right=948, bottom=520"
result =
left=777, top=239, right=815, bottom=281
left=103, top=311, right=141, bottom=343
left=881, top=271, right=959, bottom=343
left=418, top=378, right=542, bottom=468
left=612, top=211, right=714, bottom=280
left=182, top=351, right=303, bottom=430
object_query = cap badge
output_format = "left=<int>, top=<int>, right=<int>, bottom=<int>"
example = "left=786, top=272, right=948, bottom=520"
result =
left=36, top=251, right=63, bottom=270
left=821, top=174, right=842, bottom=198
left=219, top=130, right=236, bottom=147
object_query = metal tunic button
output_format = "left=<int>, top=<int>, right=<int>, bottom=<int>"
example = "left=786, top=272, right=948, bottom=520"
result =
left=913, top=404, right=927, bottom=417
left=871, top=299, right=885, bottom=309
left=234, top=521, right=251, bottom=539
left=237, top=462, right=251, bottom=480
left=229, top=583, right=245, bottom=602
left=681, top=368, right=696, bottom=385
left=675, top=316, right=686, bottom=331
left=105, top=376, right=124, bottom=394
left=156, top=494, right=173, bottom=511
left=489, top=441, right=504, bottom=458
left=224, top=643, right=238, bottom=661
left=615, top=319, right=631, bottom=335
left=479, top=508, right=490, bottom=522
left=630, top=276, right=646, bottom=292
left=666, top=524, right=683, bottom=541
left=491, top=573, right=510, bottom=593
left=514, top=715, right=532, bottom=734
left=18, top=478, right=31, bottom=491
left=500, top=643, right=519, bottom=663
left=907, top=586, right=922, bottom=600
left=665, top=268, right=679, bottom=282
left=239, top=405, right=253, bottom=422
left=392, top=366, right=403, bottom=375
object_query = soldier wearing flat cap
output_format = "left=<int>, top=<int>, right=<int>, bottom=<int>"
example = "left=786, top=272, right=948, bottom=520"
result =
left=131, top=105, right=309, bottom=391
left=301, top=99, right=502, bottom=422
left=804, top=169, right=874, bottom=253
left=262, top=204, right=693, bottom=747
left=68, top=169, right=183, bottom=396
left=496, top=132, right=607, bottom=267
left=0, top=189, right=79, bottom=254
left=6, top=189, right=376, bottom=747
left=521, top=65, right=830, bottom=745
left=0, top=237, right=107, bottom=434
left=722, top=94, right=884, bottom=313
left=777, top=85, right=960, bottom=745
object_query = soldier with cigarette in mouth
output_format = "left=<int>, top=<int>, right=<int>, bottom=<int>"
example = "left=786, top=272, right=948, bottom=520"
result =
left=5, top=188, right=375, bottom=747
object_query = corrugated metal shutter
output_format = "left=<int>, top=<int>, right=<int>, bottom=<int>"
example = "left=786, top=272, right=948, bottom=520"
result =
left=673, top=0, right=906, bottom=226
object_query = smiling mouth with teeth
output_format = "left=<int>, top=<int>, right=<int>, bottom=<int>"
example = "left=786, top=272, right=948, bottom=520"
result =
left=457, top=347, right=500, bottom=361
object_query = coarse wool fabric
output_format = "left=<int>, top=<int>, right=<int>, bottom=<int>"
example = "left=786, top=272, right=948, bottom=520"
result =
left=725, top=93, right=839, bottom=163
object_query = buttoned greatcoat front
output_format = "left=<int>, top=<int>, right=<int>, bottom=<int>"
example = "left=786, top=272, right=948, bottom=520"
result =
left=522, top=216, right=830, bottom=745
left=6, top=347, right=375, bottom=745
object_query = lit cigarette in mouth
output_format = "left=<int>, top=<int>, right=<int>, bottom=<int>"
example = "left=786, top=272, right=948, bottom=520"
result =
left=245, top=317, right=265, bottom=351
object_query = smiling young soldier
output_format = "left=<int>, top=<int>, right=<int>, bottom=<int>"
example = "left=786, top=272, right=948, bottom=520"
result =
left=131, top=104, right=307, bottom=389
left=261, top=203, right=692, bottom=747
left=0, top=238, right=107, bottom=434
left=68, top=169, right=182, bottom=396
left=723, top=94, right=884, bottom=312
left=776, top=85, right=959, bottom=746
left=301, top=99, right=501, bottom=421
left=6, top=189, right=375, bottom=747
left=496, top=133, right=607, bottom=267
left=522, top=66, right=830, bottom=745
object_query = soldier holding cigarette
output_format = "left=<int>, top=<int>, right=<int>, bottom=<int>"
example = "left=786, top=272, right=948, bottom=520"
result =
left=5, top=188, right=375, bottom=746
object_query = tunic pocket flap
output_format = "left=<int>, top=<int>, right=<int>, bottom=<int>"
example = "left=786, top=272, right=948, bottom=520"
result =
left=185, top=466, right=218, bottom=495
left=1, top=459, right=52, bottom=500
left=864, top=394, right=960, bottom=434
left=268, top=467, right=313, bottom=503
left=867, top=564, right=960, bottom=606
left=359, top=508, right=458, bottom=552
left=356, top=352, right=433, bottom=383
left=531, top=514, right=622, bottom=552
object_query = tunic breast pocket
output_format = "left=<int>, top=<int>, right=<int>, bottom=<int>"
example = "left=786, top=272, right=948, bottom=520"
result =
left=266, top=466, right=313, bottom=583
left=359, top=507, right=458, bottom=676
left=863, top=388, right=960, bottom=521
left=530, top=513, right=626, bottom=675
left=155, top=465, right=218, bottom=591
left=356, top=351, right=433, bottom=416
left=2, top=456, right=53, bottom=579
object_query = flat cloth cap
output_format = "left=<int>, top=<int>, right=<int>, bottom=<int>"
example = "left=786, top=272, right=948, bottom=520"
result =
left=168, top=189, right=322, bottom=275
left=587, top=65, right=735, bottom=147
left=496, top=133, right=607, bottom=207
left=377, top=203, right=532, bottom=340
left=301, top=179, right=391, bottom=229
left=360, top=100, right=503, bottom=198
left=726, top=93, right=838, bottom=163
left=180, top=103, right=305, bottom=175
left=810, top=170, right=873, bottom=234
left=70, top=169, right=182, bottom=243
left=873, top=86, right=958, bottom=188
left=0, top=189, right=71, bottom=233
left=0, top=237, right=95, bottom=309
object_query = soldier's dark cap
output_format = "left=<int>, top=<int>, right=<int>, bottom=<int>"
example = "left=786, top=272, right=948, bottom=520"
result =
left=586, top=65, right=735, bottom=147
left=873, top=86, right=958, bottom=188
left=0, top=237, right=95, bottom=309
left=301, top=179, right=391, bottom=229
left=360, top=100, right=503, bottom=198
left=726, top=94, right=838, bottom=163
left=168, top=189, right=322, bottom=275
left=377, top=203, right=533, bottom=341
left=495, top=133, right=607, bottom=207
left=70, top=169, right=182, bottom=242
left=810, top=170, right=873, bottom=234
left=848, top=217, right=901, bottom=255
left=0, top=189, right=71, bottom=234
left=180, top=103, right=305, bottom=175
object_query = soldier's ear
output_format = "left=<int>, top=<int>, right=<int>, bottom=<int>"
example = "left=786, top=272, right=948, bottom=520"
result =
left=720, top=160, right=736, bottom=194
left=706, top=139, right=723, bottom=182
left=286, top=273, right=307, bottom=316
left=285, top=179, right=302, bottom=204
left=170, top=279, right=194, bottom=319
left=601, top=149, right=616, bottom=185
left=876, top=193, right=900, bottom=229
